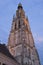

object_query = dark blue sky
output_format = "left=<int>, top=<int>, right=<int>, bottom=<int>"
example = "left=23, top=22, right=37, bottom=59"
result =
left=0, top=0, right=43, bottom=65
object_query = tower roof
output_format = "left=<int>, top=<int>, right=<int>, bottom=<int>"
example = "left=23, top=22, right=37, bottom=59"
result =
left=0, top=44, right=17, bottom=62
left=18, top=3, right=23, bottom=9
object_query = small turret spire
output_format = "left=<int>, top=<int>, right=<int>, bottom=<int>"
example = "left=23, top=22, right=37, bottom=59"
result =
left=18, top=3, right=23, bottom=9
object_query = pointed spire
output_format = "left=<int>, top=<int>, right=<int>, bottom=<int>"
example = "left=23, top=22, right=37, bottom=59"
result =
left=18, top=3, right=23, bottom=9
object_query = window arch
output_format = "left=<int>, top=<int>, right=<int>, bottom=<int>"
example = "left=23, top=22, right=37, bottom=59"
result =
left=18, top=20, right=21, bottom=28
left=15, top=23, right=16, bottom=29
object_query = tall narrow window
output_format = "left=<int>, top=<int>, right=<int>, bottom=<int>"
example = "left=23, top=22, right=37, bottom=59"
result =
left=15, top=23, right=16, bottom=29
left=18, top=20, right=21, bottom=28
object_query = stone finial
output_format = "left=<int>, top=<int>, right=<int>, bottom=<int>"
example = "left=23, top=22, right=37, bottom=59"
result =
left=18, top=3, right=23, bottom=9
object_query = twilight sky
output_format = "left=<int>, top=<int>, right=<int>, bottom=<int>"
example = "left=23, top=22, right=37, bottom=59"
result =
left=0, top=0, right=43, bottom=65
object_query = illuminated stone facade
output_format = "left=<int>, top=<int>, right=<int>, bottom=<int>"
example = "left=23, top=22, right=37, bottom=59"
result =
left=0, top=44, right=19, bottom=65
left=7, top=3, right=41, bottom=65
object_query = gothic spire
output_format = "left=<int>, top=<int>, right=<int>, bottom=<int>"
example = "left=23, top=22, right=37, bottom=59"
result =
left=18, top=3, right=23, bottom=9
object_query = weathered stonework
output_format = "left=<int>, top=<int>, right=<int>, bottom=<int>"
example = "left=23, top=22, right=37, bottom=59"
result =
left=0, top=53, right=19, bottom=65
left=7, top=3, right=41, bottom=65
left=0, top=3, right=41, bottom=65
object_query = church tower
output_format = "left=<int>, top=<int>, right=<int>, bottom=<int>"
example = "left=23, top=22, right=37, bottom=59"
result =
left=8, top=3, right=41, bottom=65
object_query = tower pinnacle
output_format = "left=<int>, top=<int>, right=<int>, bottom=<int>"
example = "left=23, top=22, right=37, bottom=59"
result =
left=18, top=3, right=23, bottom=9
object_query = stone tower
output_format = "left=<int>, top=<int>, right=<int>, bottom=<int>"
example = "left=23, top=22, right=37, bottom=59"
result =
left=8, top=3, right=41, bottom=65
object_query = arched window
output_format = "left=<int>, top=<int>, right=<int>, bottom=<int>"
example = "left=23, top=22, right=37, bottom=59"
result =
left=15, top=23, right=16, bottom=29
left=18, top=20, right=21, bottom=28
